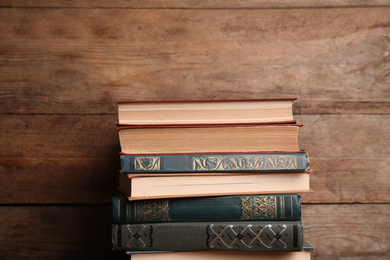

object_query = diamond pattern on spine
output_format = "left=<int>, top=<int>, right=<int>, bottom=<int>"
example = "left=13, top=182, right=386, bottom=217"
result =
left=207, top=224, right=289, bottom=249
left=126, top=224, right=153, bottom=248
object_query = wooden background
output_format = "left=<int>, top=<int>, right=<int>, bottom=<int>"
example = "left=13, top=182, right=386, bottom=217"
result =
left=1, top=1, right=389, bottom=259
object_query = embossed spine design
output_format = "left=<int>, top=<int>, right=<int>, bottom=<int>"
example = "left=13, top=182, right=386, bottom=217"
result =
left=192, top=154, right=299, bottom=171
left=120, top=153, right=309, bottom=173
left=134, top=156, right=161, bottom=171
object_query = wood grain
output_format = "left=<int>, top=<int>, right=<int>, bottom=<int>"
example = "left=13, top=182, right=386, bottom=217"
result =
left=0, top=204, right=388, bottom=259
left=296, top=115, right=390, bottom=158
left=0, top=205, right=127, bottom=259
left=0, top=158, right=118, bottom=204
left=302, top=204, right=390, bottom=259
left=302, top=158, right=390, bottom=204
left=2, top=0, right=390, bottom=8
left=0, top=8, right=389, bottom=115
left=0, top=115, right=119, bottom=158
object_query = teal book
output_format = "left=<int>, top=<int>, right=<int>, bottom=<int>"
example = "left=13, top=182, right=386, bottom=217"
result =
left=120, top=152, right=309, bottom=173
left=112, top=193, right=301, bottom=224
left=112, top=221, right=304, bottom=251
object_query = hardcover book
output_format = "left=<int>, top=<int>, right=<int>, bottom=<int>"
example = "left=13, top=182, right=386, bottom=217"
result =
left=112, top=193, right=301, bottom=223
left=120, top=152, right=309, bottom=173
left=117, top=124, right=302, bottom=154
left=117, top=172, right=311, bottom=201
left=116, top=98, right=297, bottom=126
left=112, top=221, right=304, bottom=252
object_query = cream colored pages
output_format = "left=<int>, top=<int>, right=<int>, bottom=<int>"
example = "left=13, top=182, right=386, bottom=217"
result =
left=118, top=125, right=299, bottom=154
left=131, top=250, right=311, bottom=260
left=118, top=100, right=294, bottom=125
left=130, top=173, right=310, bottom=198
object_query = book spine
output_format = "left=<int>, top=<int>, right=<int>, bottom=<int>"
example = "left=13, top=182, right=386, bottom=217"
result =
left=112, top=194, right=301, bottom=224
left=112, top=221, right=303, bottom=252
left=120, top=153, right=309, bottom=173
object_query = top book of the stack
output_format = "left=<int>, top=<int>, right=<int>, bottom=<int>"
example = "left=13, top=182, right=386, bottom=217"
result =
left=116, top=98, right=297, bottom=126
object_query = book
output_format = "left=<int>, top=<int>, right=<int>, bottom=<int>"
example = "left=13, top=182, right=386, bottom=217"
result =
left=117, top=172, right=311, bottom=200
left=126, top=241, right=314, bottom=260
left=128, top=250, right=312, bottom=260
left=117, top=124, right=302, bottom=154
left=112, top=193, right=301, bottom=223
left=116, top=98, right=297, bottom=126
left=112, top=221, right=304, bottom=251
left=126, top=241, right=314, bottom=259
left=120, top=152, right=309, bottom=173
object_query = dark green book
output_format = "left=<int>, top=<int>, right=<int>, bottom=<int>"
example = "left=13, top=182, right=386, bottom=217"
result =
left=112, top=193, right=301, bottom=223
left=112, top=221, right=304, bottom=251
left=120, top=152, right=309, bottom=173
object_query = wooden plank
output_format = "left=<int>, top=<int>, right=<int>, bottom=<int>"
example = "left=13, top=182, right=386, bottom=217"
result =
left=302, top=204, right=390, bottom=259
left=0, top=115, right=119, bottom=158
left=1, top=157, right=388, bottom=204
left=0, top=204, right=388, bottom=259
left=0, top=8, right=389, bottom=115
left=302, top=157, right=390, bottom=204
left=1, top=114, right=387, bottom=158
left=0, top=205, right=127, bottom=259
left=1, top=0, right=390, bottom=8
left=0, top=158, right=118, bottom=204
left=296, top=115, right=390, bottom=158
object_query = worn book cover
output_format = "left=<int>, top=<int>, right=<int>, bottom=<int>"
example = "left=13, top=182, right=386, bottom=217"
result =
left=120, top=152, right=309, bottom=173
left=112, top=221, right=304, bottom=252
left=112, top=193, right=301, bottom=223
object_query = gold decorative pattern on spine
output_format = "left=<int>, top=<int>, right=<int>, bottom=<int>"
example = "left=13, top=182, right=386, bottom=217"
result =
left=134, top=156, right=161, bottom=171
left=134, top=200, right=170, bottom=222
left=192, top=155, right=298, bottom=171
left=280, top=196, right=284, bottom=218
left=240, top=196, right=276, bottom=220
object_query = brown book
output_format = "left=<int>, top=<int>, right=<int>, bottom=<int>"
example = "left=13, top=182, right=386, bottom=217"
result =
left=117, top=171, right=311, bottom=201
left=117, top=124, right=302, bottom=155
left=116, top=98, right=297, bottom=126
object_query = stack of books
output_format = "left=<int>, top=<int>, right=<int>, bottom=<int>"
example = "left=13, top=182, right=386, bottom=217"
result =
left=112, top=99, right=314, bottom=259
